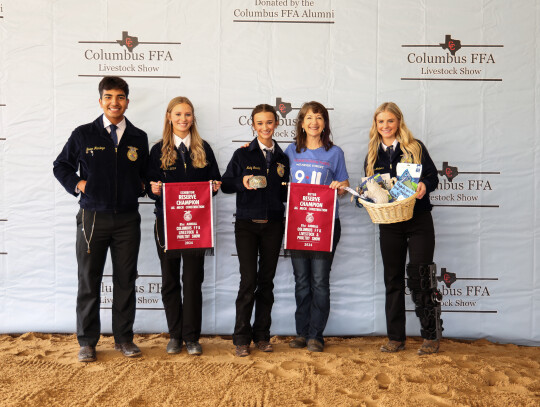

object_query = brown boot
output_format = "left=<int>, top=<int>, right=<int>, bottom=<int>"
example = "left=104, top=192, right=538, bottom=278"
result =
left=380, top=340, right=405, bottom=353
left=417, top=339, right=440, bottom=355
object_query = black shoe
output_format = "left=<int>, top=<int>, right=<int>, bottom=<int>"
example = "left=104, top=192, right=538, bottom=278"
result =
left=185, top=341, right=202, bottom=356
left=307, top=339, right=324, bottom=352
left=289, top=337, right=307, bottom=349
left=114, top=342, right=142, bottom=358
left=166, top=338, right=182, bottom=354
left=78, top=345, right=96, bottom=362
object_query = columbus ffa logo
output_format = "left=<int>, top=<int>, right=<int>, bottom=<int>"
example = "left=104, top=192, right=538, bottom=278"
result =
left=79, top=31, right=181, bottom=79
left=432, top=161, right=499, bottom=208
left=275, top=97, right=292, bottom=118
left=127, top=146, right=138, bottom=161
left=117, top=31, right=139, bottom=52
left=439, top=161, right=459, bottom=182
left=440, top=35, right=461, bottom=55
left=437, top=268, right=457, bottom=288
left=183, top=211, right=192, bottom=221
left=402, top=34, right=503, bottom=81
left=306, top=213, right=314, bottom=223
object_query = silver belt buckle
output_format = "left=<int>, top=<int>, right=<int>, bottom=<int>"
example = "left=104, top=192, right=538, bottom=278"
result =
left=248, top=176, right=267, bottom=189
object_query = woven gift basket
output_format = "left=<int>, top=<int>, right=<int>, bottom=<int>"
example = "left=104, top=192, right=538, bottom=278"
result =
left=360, top=191, right=418, bottom=224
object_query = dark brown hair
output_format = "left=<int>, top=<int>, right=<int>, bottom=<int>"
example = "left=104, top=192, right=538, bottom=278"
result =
left=294, top=101, right=333, bottom=153
left=251, top=104, right=279, bottom=123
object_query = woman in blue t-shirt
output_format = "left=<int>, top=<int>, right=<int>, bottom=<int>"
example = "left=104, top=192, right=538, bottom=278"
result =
left=284, top=101, right=349, bottom=352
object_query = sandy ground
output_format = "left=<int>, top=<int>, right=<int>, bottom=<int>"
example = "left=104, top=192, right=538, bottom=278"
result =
left=0, top=333, right=538, bottom=407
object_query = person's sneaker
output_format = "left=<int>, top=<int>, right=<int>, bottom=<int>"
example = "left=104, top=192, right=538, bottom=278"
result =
left=380, top=340, right=405, bottom=353
left=185, top=341, right=203, bottom=356
left=289, top=337, right=307, bottom=349
left=306, top=339, right=324, bottom=352
left=166, top=338, right=182, bottom=354
left=255, top=341, right=273, bottom=352
left=78, top=345, right=96, bottom=362
left=417, top=339, right=440, bottom=355
left=235, top=344, right=250, bottom=357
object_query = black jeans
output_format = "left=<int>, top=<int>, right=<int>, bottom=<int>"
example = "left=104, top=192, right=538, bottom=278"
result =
left=232, top=219, right=284, bottom=346
left=154, top=217, right=205, bottom=342
left=379, top=211, right=435, bottom=342
left=76, top=209, right=141, bottom=347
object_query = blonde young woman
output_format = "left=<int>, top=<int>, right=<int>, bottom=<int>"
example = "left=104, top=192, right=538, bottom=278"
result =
left=365, top=102, right=442, bottom=355
left=147, top=97, right=221, bottom=355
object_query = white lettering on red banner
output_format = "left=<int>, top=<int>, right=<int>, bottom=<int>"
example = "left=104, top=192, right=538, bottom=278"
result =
left=284, top=183, right=336, bottom=252
left=162, top=181, right=214, bottom=251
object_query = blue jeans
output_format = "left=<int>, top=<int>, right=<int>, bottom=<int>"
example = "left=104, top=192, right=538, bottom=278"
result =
left=291, top=219, right=341, bottom=344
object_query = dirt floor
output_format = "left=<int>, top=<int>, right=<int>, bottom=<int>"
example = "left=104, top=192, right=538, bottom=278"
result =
left=0, top=333, right=538, bottom=406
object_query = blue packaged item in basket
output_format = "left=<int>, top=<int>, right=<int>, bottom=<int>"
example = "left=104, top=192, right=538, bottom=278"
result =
left=397, top=163, right=422, bottom=183
left=397, top=169, right=418, bottom=191
left=389, top=181, right=416, bottom=201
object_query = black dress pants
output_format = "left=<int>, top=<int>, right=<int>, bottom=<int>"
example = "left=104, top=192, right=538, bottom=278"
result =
left=233, top=219, right=284, bottom=346
left=379, top=211, right=435, bottom=342
left=154, top=217, right=205, bottom=342
left=76, top=209, right=141, bottom=347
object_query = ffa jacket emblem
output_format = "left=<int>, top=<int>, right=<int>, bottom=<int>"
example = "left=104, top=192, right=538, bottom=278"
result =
left=277, top=163, right=285, bottom=177
left=127, top=146, right=138, bottom=161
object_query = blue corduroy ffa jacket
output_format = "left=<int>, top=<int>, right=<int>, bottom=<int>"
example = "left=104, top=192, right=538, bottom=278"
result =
left=53, top=115, right=149, bottom=212
left=221, top=138, right=289, bottom=220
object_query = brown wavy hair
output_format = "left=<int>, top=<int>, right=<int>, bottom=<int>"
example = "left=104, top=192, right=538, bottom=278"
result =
left=160, top=97, right=207, bottom=169
left=365, top=102, right=422, bottom=177
left=293, top=101, right=333, bottom=153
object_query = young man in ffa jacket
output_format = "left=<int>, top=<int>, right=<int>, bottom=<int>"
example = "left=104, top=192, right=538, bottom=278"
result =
left=53, top=76, right=149, bottom=362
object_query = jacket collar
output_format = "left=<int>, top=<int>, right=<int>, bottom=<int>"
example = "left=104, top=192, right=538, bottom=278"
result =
left=248, top=137, right=284, bottom=155
left=92, top=115, right=141, bottom=138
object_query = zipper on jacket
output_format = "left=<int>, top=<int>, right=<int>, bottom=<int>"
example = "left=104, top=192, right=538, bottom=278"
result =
left=114, top=145, right=118, bottom=214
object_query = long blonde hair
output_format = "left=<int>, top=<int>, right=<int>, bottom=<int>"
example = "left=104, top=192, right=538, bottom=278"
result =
left=365, top=102, right=422, bottom=176
left=160, top=96, right=207, bottom=169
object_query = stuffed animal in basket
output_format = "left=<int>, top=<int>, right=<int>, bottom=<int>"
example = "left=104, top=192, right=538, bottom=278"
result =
left=365, top=179, right=390, bottom=204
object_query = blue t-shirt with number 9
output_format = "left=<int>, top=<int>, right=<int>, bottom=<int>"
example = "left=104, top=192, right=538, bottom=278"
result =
left=285, top=143, right=349, bottom=218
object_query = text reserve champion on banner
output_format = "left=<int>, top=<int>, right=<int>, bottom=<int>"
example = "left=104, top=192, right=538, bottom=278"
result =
left=284, top=183, right=337, bottom=252
left=162, top=181, right=214, bottom=254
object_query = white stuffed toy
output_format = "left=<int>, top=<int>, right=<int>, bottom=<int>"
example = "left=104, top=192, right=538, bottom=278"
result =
left=365, top=179, right=390, bottom=204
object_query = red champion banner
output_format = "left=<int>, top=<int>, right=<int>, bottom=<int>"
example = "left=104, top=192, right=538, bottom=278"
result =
left=284, top=183, right=337, bottom=252
left=162, top=181, right=214, bottom=251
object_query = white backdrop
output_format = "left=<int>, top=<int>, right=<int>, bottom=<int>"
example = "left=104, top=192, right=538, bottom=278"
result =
left=0, top=0, right=539, bottom=345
